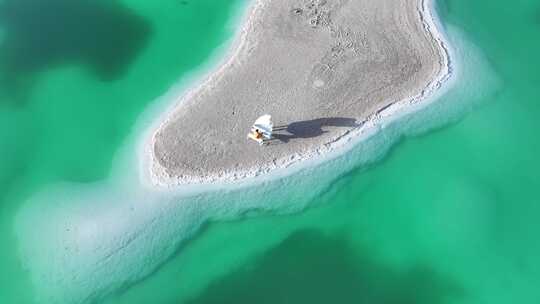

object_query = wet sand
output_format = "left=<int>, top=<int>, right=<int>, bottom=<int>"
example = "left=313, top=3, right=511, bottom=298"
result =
left=150, top=0, right=448, bottom=185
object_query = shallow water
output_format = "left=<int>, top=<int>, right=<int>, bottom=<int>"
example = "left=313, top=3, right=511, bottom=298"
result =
left=0, top=0, right=242, bottom=302
left=2, top=0, right=540, bottom=303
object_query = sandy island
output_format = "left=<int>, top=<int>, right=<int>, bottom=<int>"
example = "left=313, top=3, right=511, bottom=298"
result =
left=150, top=0, right=449, bottom=185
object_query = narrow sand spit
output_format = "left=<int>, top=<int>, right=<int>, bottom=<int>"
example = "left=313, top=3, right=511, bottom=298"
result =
left=151, top=0, right=448, bottom=185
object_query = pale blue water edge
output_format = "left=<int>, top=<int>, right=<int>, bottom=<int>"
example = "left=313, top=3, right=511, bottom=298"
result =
left=14, top=11, right=499, bottom=304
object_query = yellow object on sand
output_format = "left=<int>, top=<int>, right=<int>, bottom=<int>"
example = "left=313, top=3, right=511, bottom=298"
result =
left=247, top=115, right=273, bottom=145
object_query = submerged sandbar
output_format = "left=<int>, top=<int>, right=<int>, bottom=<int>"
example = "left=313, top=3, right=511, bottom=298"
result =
left=150, top=0, right=448, bottom=185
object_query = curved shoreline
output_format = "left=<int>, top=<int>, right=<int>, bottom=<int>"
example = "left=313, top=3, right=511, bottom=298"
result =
left=146, top=0, right=453, bottom=186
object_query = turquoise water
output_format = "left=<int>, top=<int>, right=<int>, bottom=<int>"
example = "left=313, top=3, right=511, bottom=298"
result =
left=0, top=0, right=243, bottom=302
left=2, top=0, right=540, bottom=303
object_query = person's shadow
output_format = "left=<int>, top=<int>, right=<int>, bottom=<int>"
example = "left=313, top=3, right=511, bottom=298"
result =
left=272, top=117, right=359, bottom=143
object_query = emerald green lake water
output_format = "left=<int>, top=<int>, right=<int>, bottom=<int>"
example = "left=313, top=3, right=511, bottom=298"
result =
left=0, top=0, right=243, bottom=302
left=2, top=0, right=540, bottom=303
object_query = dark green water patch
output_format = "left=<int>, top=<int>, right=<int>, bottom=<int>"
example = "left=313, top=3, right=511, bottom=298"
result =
left=0, top=0, right=151, bottom=102
left=0, top=0, right=243, bottom=301
left=186, top=230, right=462, bottom=304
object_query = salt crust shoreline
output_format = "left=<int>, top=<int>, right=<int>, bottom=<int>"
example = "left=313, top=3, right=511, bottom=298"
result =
left=144, top=0, right=453, bottom=187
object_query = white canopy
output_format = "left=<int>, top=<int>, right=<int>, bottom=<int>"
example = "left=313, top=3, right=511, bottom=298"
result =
left=252, top=114, right=273, bottom=139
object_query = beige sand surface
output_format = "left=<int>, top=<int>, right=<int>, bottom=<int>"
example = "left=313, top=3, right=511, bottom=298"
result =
left=150, top=0, right=447, bottom=184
